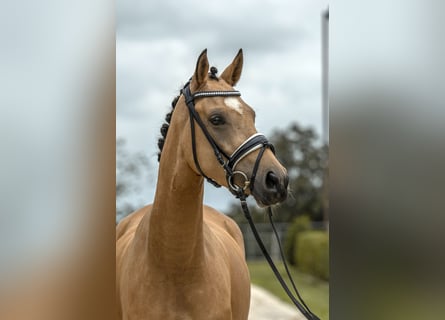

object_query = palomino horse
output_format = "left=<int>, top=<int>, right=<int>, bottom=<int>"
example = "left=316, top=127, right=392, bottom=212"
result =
left=116, top=49, right=289, bottom=320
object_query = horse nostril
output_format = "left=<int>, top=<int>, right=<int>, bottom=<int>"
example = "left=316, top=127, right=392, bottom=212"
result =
left=265, top=171, right=279, bottom=190
left=262, top=171, right=288, bottom=204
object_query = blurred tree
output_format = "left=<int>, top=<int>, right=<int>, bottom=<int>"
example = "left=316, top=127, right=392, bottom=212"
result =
left=116, top=138, right=151, bottom=223
left=227, top=122, right=329, bottom=223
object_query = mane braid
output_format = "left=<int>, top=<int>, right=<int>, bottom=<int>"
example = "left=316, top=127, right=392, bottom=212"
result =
left=157, top=94, right=180, bottom=162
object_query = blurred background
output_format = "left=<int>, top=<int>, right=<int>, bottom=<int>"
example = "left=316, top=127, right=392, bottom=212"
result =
left=2, top=1, right=444, bottom=320
left=117, top=0, right=329, bottom=318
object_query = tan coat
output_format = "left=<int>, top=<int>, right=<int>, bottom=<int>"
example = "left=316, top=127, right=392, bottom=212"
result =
left=116, top=49, right=288, bottom=320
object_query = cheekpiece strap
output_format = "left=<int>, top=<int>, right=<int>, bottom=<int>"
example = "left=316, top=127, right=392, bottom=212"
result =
left=181, top=81, right=274, bottom=196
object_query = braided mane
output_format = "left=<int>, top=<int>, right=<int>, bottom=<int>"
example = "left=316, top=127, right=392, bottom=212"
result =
left=157, top=68, right=219, bottom=162
left=157, top=94, right=180, bottom=162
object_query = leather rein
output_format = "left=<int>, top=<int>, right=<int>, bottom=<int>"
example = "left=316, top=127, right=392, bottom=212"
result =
left=180, top=80, right=320, bottom=320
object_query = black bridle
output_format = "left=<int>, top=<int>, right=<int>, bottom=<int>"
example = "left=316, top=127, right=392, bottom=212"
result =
left=180, top=80, right=320, bottom=320
left=182, top=82, right=274, bottom=197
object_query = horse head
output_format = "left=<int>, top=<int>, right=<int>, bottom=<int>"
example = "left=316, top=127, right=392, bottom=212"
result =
left=170, top=49, right=289, bottom=206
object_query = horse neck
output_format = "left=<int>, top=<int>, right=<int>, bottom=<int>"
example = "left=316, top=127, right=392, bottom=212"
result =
left=144, top=109, right=205, bottom=270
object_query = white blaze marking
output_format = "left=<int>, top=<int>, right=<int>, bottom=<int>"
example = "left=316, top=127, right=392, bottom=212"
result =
left=224, top=97, right=243, bottom=115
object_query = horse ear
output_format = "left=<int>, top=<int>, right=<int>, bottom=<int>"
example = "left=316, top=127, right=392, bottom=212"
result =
left=221, top=49, right=243, bottom=86
left=191, top=49, right=209, bottom=91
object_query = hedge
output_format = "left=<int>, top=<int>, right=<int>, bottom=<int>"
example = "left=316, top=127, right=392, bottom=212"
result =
left=283, top=215, right=311, bottom=266
left=295, top=230, right=329, bottom=280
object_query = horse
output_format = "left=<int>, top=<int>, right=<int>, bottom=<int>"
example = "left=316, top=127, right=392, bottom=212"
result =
left=116, top=49, right=289, bottom=320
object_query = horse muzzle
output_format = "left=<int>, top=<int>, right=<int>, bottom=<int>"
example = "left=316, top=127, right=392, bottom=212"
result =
left=252, top=169, right=289, bottom=206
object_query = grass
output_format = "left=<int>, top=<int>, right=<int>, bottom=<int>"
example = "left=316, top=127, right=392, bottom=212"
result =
left=247, top=261, right=329, bottom=320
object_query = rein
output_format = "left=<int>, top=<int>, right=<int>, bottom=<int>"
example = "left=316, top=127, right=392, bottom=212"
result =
left=180, top=80, right=320, bottom=320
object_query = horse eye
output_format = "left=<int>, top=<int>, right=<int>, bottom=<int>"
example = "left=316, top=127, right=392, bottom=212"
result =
left=209, top=114, right=225, bottom=126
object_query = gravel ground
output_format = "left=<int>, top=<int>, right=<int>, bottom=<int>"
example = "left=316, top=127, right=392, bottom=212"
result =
left=249, top=285, right=305, bottom=320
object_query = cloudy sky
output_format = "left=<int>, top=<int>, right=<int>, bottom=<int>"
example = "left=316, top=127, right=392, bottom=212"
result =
left=117, top=0, right=328, bottom=213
